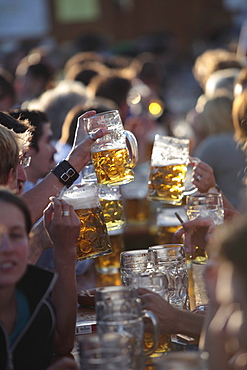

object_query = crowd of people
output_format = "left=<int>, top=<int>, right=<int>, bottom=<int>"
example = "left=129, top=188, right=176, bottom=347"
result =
left=1, top=30, right=247, bottom=369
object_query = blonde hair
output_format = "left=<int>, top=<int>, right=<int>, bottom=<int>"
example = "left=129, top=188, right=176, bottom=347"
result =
left=193, top=95, right=233, bottom=142
left=0, top=124, right=26, bottom=185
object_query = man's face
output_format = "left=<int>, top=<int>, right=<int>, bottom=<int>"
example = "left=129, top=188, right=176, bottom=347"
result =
left=27, top=123, right=56, bottom=181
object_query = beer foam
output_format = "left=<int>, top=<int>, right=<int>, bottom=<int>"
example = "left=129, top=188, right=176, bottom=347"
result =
left=63, top=188, right=99, bottom=209
left=91, top=144, right=126, bottom=153
left=100, top=193, right=119, bottom=201
left=108, top=228, right=124, bottom=236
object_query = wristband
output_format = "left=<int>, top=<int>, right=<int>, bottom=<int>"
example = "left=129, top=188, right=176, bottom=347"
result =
left=51, top=160, right=79, bottom=188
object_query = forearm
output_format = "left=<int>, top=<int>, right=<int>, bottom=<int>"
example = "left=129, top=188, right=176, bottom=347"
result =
left=28, top=219, right=53, bottom=265
left=23, top=151, right=91, bottom=224
left=22, top=173, right=64, bottom=224
left=52, top=249, right=77, bottom=355
left=174, top=309, right=204, bottom=341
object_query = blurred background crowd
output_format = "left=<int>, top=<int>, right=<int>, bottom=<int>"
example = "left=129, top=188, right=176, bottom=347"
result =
left=1, top=0, right=247, bottom=206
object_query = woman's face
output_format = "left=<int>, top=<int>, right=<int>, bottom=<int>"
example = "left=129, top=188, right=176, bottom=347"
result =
left=0, top=201, right=29, bottom=288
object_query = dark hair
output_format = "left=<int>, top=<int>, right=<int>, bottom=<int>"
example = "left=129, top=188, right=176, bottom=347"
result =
left=89, top=75, right=132, bottom=108
left=26, top=62, right=52, bottom=83
left=9, top=109, right=48, bottom=152
left=0, top=111, right=31, bottom=133
left=0, top=187, right=32, bottom=233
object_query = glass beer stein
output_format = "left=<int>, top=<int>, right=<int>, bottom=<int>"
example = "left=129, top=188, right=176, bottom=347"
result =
left=148, top=244, right=189, bottom=309
left=98, top=185, right=125, bottom=232
left=156, top=205, right=187, bottom=245
left=62, top=184, right=112, bottom=260
left=95, top=229, right=125, bottom=274
left=147, top=134, right=195, bottom=205
left=120, top=249, right=150, bottom=286
left=95, top=286, right=159, bottom=370
left=186, top=193, right=224, bottom=264
left=83, top=110, right=138, bottom=186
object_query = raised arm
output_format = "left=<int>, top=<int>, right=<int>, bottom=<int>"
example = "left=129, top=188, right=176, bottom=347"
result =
left=22, top=111, right=108, bottom=224
left=43, top=197, right=80, bottom=355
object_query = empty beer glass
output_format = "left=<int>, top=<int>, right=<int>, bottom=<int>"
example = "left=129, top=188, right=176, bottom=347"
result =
left=148, top=244, right=189, bottom=309
left=147, top=134, right=195, bottom=205
left=62, top=184, right=112, bottom=260
left=125, top=271, right=171, bottom=357
left=95, top=286, right=159, bottom=370
left=120, top=249, right=150, bottom=286
left=83, top=110, right=138, bottom=186
left=79, top=332, right=129, bottom=370
left=155, top=351, right=209, bottom=369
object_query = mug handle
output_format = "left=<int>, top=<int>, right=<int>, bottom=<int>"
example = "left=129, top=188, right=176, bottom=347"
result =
left=142, top=309, right=160, bottom=356
left=124, top=130, right=139, bottom=168
left=184, top=156, right=201, bottom=197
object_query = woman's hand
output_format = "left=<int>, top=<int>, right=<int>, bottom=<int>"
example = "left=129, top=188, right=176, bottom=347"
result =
left=191, top=160, right=216, bottom=193
left=43, top=197, right=80, bottom=259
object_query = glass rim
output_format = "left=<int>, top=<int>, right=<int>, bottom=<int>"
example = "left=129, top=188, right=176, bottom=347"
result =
left=186, top=192, right=223, bottom=199
left=83, top=109, right=120, bottom=121
left=154, top=133, right=190, bottom=145
left=149, top=244, right=184, bottom=250
left=120, top=249, right=148, bottom=256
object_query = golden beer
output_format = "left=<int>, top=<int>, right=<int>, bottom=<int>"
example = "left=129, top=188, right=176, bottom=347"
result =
left=144, top=332, right=171, bottom=357
left=100, top=198, right=125, bottom=231
left=75, top=206, right=112, bottom=261
left=147, top=164, right=187, bottom=204
left=92, top=147, right=134, bottom=186
left=62, top=185, right=112, bottom=260
left=123, top=197, right=150, bottom=225
left=95, top=231, right=125, bottom=274
left=190, top=246, right=208, bottom=264
left=157, top=224, right=181, bottom=245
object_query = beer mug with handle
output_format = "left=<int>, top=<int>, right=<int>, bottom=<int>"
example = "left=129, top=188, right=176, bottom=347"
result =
left=83, top=110, right=138, bottom=186
left=148, top=244, right=189, bottom=309
left=147, top=134, right=196, bottom=205
left=95, top=286, right=159, bottom=370
left=62, top=183, right=112, bottom=260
